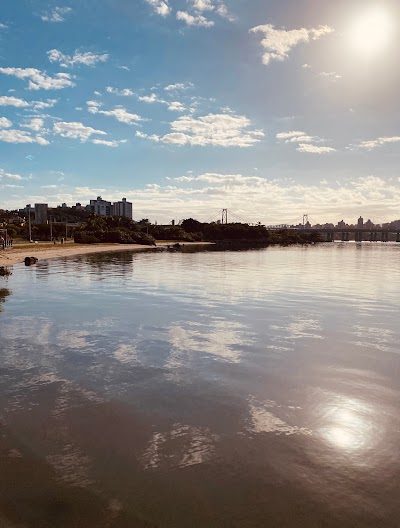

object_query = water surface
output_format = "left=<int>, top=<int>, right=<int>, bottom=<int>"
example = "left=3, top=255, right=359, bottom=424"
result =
left=0, top=243, right=399, bottom=527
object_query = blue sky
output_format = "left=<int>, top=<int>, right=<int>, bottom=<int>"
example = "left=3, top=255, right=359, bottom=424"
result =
left=0, top=0, right=399, bottom=224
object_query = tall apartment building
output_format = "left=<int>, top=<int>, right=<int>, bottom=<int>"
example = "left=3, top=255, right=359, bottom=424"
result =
left=113, top=198, right=133, bottom=219
left=89, top=196, right=112, bottom=216
left=34, top=203, right=48, bottom=224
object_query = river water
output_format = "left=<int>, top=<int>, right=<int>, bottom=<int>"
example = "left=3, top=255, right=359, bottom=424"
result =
left=0, top=243, right=399, bottom=527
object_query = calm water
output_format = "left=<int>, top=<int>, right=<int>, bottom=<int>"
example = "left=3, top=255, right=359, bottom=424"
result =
left=0, top=243, right=400, bottom=527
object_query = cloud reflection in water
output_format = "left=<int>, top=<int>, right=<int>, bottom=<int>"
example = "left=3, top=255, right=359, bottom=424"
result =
left=168, top=319, right=254, bottom=365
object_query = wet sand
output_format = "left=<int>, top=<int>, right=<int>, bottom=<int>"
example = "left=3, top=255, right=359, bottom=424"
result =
left=0, top=242, right=210, bottom=266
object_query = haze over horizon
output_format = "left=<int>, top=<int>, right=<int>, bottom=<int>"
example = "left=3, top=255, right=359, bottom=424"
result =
left=0, top=0, right=399, bottom=224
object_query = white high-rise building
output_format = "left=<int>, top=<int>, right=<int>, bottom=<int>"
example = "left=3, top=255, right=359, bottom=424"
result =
left=113, top=198, right=133, bottom=219
left=89, top=196, right=112, bottom=216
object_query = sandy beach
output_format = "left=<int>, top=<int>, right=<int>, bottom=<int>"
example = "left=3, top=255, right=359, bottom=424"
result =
left=0, top=242, right=208, bottom=266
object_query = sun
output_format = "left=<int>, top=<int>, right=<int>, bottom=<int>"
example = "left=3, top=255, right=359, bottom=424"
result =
left=350, top=6, right=394, bottom=57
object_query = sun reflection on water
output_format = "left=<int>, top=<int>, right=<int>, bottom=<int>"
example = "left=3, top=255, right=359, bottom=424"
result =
left=317, top=396, right=378, bottom=458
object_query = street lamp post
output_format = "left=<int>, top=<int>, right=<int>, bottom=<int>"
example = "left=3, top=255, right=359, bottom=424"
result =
left=27, top=204, right=32, bottom=242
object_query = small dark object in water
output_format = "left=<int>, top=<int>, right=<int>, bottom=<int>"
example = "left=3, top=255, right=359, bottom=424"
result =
left=0, top=266, right=12, bottom=277
left=24, top=256, right=38, bottom=266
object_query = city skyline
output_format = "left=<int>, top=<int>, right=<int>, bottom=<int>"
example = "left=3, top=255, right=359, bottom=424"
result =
left=0, top=0, right=399, bottom=224
left=5, top=198, right=400, bottom=230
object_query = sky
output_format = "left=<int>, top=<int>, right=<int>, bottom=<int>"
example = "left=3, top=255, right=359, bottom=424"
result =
left=0, top=0, right=399, bottom=225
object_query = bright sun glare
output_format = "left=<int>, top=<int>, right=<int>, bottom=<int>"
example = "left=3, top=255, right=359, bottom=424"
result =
left=350, top=6, right=393, bottom=57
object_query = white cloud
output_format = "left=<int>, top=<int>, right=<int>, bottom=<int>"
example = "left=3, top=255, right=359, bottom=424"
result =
left=176, top=173, right=266, bottom=185
left=0, top=168, right=23, bottom=180
left=215, top=4, right=235, bottom=21
left=0, top=67, right=75, bottom=90
left=91, top=139, right=128, bottom=147
left=164, top=82, right=193, bottom=91
left=302, top=63, right=312, bottom=69
left=319, top=71, right=342, bottom=80
left=53, top=121, right=107, bottom=142
left=0, top=117, right=12, bottom=128
left=0, top=23, right=8, bottom=30
left=277, top=130, right=331, bottom=151
left=138, top=93, right=159, bottom=103
left=21, top=118, right=45, bottom=132
left=106, top=87, right=135, bottom=96
left=287, top=135, right=321, bottom=143
left=189, top=0, right=234, bottom=21
left=167, top=101, right=186, bottom=112
left=276, top=131, right=323, bottom=144
left=276, top=131, right=306, bottom=140
left=47, top=49, right=109, bottom=68
left=0, top=129, right=49, bottom=145
left=137, top=113, right=264, bottom=147
left=136, top=92, right=186, bottom=111
left=32, top=99, right=58, bottom=110
left=87, top=102, right=144, bottom=125
left=2, top=184, right=24, bottom=189
left=136, top=130, right=154, bottom=139
left=250, top=24, right=334, bottom=65
left=86, top=100, right=103, bottom=108
left=145, top=0, right=171, bottom=16
left=177, top=11, right=214, bottom=27
left=41, top=7, right=72, bottom=23
left=357, top=136, right=400, bottom=150
left=0, top=96, right=58, bottom=111
left=191, top=0, right=214, bottom=11
left=0, top=95, right=30, bottom=107
left=297, top=143, right=336, bottom=154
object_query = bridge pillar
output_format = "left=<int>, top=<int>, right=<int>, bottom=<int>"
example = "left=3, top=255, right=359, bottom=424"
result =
left=356, top=231, right=363, bottom=242
left=346, top=232, right=350, bottom=241
left=382, top=232, right=389, bottom=242
left=326, top=232, right=334, bottom=242
left=341, top=232, right=345, bottom=242
left=397, top=232, right=400, bottom=243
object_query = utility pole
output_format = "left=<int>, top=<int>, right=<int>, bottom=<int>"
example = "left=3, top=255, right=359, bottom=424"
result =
left=27, top=204, right=32, bottom=242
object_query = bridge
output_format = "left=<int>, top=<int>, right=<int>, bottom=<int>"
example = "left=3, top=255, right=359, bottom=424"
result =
left=204, top=210, right=400, bottom=242
left=297, top=227, right=400, bottom=242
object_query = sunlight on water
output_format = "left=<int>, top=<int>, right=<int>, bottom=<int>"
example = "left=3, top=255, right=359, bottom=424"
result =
left=318, top=397, right=375, bottom=454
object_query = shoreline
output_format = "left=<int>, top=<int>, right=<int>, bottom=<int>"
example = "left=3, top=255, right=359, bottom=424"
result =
left=0, top=242, right=211, bottom=267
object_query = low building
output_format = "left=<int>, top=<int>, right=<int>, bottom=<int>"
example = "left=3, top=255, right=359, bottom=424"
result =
left=34, top=203, right=48, bottom=224
left=18, top=205, right=34, bottom=216
left=113, top=198, right=133, bottom=219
